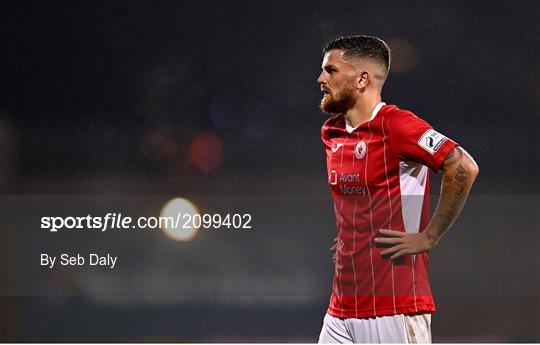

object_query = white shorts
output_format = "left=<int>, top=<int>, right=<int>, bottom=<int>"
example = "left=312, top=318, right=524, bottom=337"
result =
left=318, top=312, right=432, bottom=344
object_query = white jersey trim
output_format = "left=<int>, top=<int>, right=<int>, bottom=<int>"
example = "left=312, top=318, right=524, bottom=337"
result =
left=398, top=161, right=428, bottom=234
left=398, top=160, right=428, bottom=313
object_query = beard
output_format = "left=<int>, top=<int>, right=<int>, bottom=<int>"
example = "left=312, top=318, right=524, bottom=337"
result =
left=319, top=85, right=356, bottom=114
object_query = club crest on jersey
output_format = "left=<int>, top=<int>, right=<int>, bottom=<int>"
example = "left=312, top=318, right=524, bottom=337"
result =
left=354, top=140, right=367, bottom=160
left=418, top=129, right=448, bottom=154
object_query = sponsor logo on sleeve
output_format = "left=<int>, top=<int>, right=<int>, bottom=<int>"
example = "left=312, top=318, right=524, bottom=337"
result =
left=418, top=129, right=448, bottom=154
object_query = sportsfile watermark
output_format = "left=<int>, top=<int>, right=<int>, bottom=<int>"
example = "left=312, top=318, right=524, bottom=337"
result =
left=41, top=212, right=252, bottom=232
left=1, top=195, right=537, bottom=298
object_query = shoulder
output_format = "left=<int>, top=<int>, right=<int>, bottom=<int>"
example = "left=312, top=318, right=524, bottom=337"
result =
left=321, top=113, right=344, bottom=140
left=382, top=104, right=423, bottom=121
left=381, top=104, right=430, bottom=131
left=321, top=113, right=344, bottom=129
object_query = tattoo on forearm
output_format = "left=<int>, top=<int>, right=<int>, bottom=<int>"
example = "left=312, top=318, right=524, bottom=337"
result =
left=454, top=164, right=467, bottom=182
left=426, top=146, right=477, bottom=243
left=444, top=147, right=463, bottom=165
left=438, top=182, right=465, bottom=231
left=431, top=161, right=470, bottom=240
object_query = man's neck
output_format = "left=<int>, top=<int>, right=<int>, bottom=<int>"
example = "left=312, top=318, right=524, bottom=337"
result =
left=344, top=96, right=382, bottom=128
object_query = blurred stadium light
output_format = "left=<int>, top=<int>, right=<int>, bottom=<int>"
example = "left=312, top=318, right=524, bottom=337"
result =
left=188, top=132, right=224, bottom=173
left=159, top=197, right=200, bottom=241
left=386, top=38, right=418, bottom=73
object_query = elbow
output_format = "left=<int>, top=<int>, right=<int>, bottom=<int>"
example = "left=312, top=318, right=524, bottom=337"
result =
left=471, top=161, right=479, bottom=178
left=464, top=156, right=479, bottom=181
left=442, top=146, right=479, bottom=182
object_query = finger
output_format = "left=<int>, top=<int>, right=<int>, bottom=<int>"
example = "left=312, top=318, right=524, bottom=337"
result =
left=391, top=248, right=411, bottom=260
left=381, top=244, right=406, bottom=256
left=374, top=237, right=403, bottom=244
left=379, top=229, right=405, bottom=237
left=330, top=244, right=336, bottom=251
left=333, top=237, right=338, bottom=243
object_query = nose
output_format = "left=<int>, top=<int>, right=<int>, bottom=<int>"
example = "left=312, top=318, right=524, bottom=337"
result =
left=317, top=71, right=326, bottom=85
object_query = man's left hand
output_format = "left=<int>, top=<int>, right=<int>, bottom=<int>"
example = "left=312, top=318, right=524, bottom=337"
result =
left=374, top=229, right=437, bottom=260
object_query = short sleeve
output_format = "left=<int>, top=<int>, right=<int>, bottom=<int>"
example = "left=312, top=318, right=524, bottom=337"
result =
left=388, top=110, right=457, bottom=173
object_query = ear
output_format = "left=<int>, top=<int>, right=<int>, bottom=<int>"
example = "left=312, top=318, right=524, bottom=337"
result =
left=357, top=71, right=369, bottom=89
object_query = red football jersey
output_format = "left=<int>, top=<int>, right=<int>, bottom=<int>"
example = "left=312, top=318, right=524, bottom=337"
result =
left=321, top=102, right=457, bottom=318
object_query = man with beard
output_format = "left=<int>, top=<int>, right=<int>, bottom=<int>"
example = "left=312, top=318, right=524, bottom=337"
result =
left=317, top=35, right=479, bottom=343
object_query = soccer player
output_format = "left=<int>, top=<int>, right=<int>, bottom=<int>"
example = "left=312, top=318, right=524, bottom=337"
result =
left=317, top=35, right=479, bottom=343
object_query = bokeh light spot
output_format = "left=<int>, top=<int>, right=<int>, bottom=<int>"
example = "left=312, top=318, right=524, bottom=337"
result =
left=387, top=38, right=418, bottom=73
left=210, top=97, right=240, bottom=129
left=189, top=132, right=223, bottom=173
left=242, top=101, right=272, bottom=140
left=160, top=197, right=200, bottom=241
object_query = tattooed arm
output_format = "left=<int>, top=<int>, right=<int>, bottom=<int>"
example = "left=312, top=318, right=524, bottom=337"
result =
left=374, top=146, right=479, bottom=259
left=421, top=146, right=479, bottom=247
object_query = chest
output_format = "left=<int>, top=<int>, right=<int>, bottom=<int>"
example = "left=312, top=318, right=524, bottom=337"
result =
left=325, top=130, right=395, bottom=194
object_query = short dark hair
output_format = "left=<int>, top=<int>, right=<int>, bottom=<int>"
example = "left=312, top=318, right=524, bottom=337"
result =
left=323, top=35, right=391, bottom=73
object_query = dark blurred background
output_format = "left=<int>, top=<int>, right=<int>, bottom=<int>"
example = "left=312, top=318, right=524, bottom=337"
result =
left=0, top=0, right=538, bottom=342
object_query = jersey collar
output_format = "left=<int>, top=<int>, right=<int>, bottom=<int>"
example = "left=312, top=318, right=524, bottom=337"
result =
left=345, top=102, right=386, bottom=133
